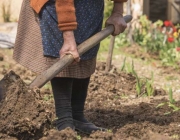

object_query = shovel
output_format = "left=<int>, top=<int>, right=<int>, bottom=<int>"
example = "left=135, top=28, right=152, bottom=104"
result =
left=0, top=15, right=132, bottom=100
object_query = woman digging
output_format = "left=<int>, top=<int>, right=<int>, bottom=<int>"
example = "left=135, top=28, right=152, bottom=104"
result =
left=13, top=0, right=127, bottom=134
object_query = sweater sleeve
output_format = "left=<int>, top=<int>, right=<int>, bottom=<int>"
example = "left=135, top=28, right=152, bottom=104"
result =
left=55, top=0, right=127, bottom=31
left=112, top=0, right=128, bottom=2
left=55, top=0, right=77, bottom=31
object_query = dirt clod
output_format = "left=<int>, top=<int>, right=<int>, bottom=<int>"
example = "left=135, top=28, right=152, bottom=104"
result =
left=40, top=128, right=77, bottom=140
left=0, top=71, right=52, bottom=140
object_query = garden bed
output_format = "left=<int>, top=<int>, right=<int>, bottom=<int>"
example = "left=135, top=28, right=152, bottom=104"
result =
left=0, top=48, right=180, bottom=140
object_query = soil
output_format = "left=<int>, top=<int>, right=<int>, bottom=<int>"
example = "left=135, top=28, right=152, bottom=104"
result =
left=40, top=128, right=77, bottom=140
left=0, top=53, right=3, bottom=61
left=0, top=47, right=180, bottom=140
left=0, top=71, right=53, bottom=140
left=123, top=44, right=160, bottom=60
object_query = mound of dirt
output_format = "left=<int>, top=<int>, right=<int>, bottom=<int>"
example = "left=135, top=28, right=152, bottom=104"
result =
left=90, top=62, right=137, bottom=96
left=0, top=133, right=18, bottom=140
left=0, top=71, right=53, bottom=140
left=82, top=130, right=170, bottom=140
left=40, top=128, right=77, bottom=140
left=89, top=62, right=165, bottom=102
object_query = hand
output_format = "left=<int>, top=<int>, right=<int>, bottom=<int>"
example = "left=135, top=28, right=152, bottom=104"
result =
left=60, top=31, right=80, bottom=63
left=105, top=2, right=127, bottom=36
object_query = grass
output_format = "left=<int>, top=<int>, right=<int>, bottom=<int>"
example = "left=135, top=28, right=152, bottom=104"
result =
left=43, top=94, right=53, bottom=101
left=165, top=76, right=178, bottom=81
left=2, top=0, right=11, bottom=22
left=76, top=135, right=81, bottom=140
left=43, top=82, right=52, bottom=91
left=97, top=38, right=110, bottom=61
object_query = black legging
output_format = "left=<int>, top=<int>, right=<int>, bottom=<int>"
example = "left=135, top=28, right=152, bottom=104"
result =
left=51, top=77, right=90, bottom=130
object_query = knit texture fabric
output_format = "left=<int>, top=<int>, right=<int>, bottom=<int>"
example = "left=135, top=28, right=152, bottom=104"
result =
left=13, top=0, right=97, bottom=79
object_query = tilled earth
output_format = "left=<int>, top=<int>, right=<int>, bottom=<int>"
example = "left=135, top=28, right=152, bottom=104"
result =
left=0, top=49, right=180, bottom=140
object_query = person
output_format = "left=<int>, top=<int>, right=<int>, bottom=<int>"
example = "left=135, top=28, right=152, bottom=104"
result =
left=13, top=0, right=127, bottom=134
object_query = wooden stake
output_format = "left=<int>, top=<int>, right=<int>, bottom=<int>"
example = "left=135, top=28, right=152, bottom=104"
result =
left=105, top=35, right=115, bottom=73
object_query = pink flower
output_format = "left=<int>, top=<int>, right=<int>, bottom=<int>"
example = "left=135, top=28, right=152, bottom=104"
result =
left=176, top=47, right=180, bottom=52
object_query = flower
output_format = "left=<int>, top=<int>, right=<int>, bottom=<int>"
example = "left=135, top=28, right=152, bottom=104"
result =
left=173, top=27, right=177, bottom=32
left=178, top=29, right=180, bottom=34
left=168, top=37, right=174, bottom=42
left=176, top=47, right=180, bottom=52
left=173, top=32, right=179, bottom=38
left=164, top=20, right=173, bottom=27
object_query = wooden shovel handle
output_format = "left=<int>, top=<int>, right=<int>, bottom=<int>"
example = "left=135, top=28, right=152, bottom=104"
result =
left=29, top=15, right=133, bottom=88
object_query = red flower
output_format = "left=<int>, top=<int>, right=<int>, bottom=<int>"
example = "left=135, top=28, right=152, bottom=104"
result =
left=176, top=47, right=180, bottom=52
left=168, top=37, right=174, bottom=42
left=173, top=27, right=177, bottom=32
left=164, top=20, right=173, bottom=27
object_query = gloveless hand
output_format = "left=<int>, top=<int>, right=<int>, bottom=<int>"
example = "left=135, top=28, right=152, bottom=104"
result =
left=60, top=31, right=80, bottom=63
left=105, top=2, right=127, bottom=36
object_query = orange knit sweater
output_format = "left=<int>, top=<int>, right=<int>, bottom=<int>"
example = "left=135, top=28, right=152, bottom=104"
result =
left=30, top=0, right=128, bottom=31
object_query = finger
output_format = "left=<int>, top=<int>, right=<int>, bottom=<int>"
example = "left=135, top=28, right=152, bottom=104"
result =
left=105, top=19, right=110, bottom=27
left=113, top=24, right=127, bottom=36
left=65, top=51, right=80, bottom=62
left=105, top=21, right=111, bottom=27
left=60, top=53, right=65, bottom=59
left=74, top=57, right=80, bottom=62
left=60, top=49, right=68, bottom=59
left=113, top=26, right=121, bottom=36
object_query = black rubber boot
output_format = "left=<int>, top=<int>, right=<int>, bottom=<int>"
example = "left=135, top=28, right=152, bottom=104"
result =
left=51, top=77, right=74, bottom=131
left=71, top=77, right=107, bottom=134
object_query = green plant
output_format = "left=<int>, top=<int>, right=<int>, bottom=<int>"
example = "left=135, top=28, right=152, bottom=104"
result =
left=125, top=62, right=133, bottom=73
left=168, top=88, right=175, bottom=104
left=107, top=129, right=112, bottom=133
left=127, top=15, right=180, bottom=66
left=120, top=59, right=155, bottom=97
left=43, top=95, right=49, bottom=101
left=76, top=135, right=81, bottom=140
left=2, top=1, right=11, bottom=22
left=121, top=59, right=144, bottom=96
left=120, top=57, right=126, bottom=71
left=120, top=58, right=134, bottom=73
left=156, top=88, right=180, bottom=114
left=103, top=1, right=113, bottom=25
left=131, top=61, right=143, bottom=96
left=43, top=94, right=53, bottom=101
left=145, top=72, right=154, bottom=96
left=115, top=31, right=130, bottom=48
left=120, top=93, right=128, bottom=99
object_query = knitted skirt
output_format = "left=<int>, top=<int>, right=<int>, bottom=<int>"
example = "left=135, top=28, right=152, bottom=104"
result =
left=13, top=0, right=97, bottom=78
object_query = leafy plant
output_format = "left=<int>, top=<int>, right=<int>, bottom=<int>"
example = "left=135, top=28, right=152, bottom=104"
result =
left=2, top=1, right=11, bottom=22
left=123, top=15, right=180, bottom=66
left=168, top=88, right=175, bottom=104
left=145, top=72, right=154, bottom=96
left=120, top=57, right=126, bottom=71
left=115, top=31, right=130, bottom=48
left=131, top=61, right=143, bottom=96
left=120, top=59, right=154, bottom=97
left=76, top=135, right=81, bottom=140
left=156, top=88, right=180, bottom=114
